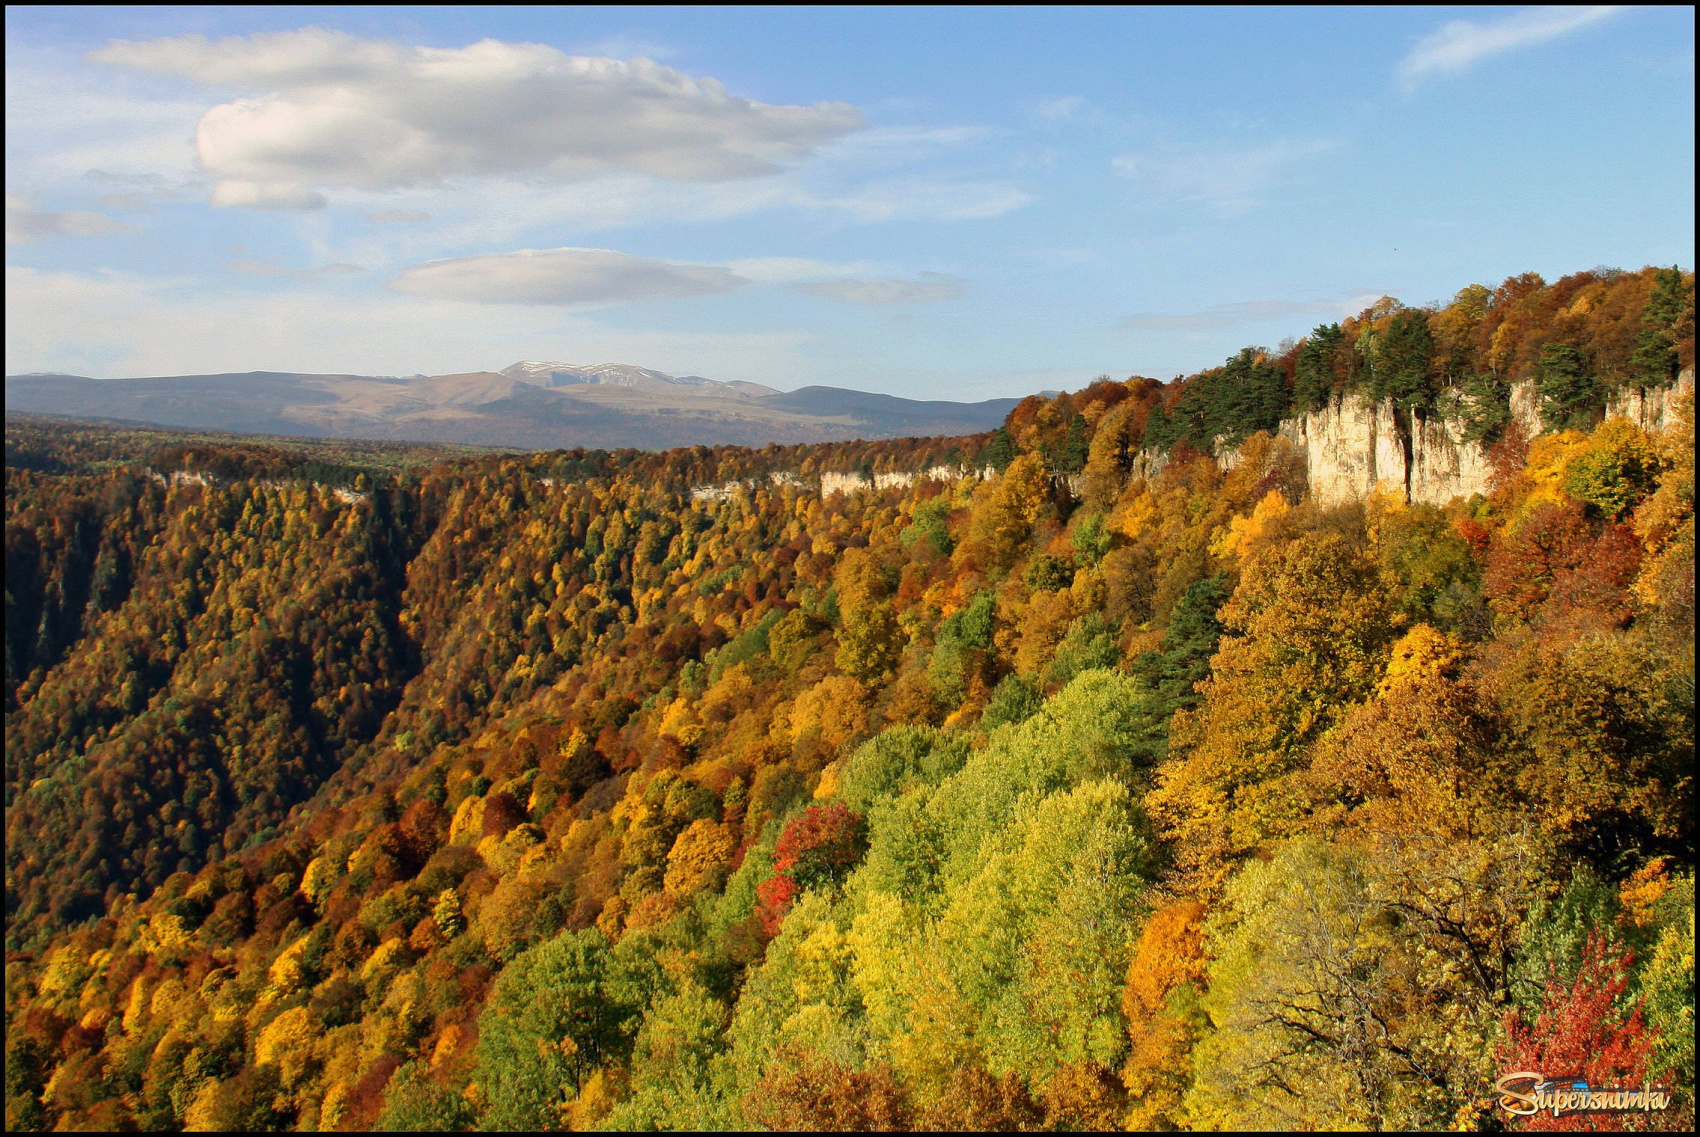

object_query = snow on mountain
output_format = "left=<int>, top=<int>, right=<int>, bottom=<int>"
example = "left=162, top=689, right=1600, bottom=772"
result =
left=499, top=361, right=775, bottom=396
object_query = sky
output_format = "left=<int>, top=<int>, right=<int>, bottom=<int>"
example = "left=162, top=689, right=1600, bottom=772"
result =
left=5, top=5, right=1694, bottom=399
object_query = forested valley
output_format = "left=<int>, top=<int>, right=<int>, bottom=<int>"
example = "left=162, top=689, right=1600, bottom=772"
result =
left=5, top=265, right=1694, bottom=1131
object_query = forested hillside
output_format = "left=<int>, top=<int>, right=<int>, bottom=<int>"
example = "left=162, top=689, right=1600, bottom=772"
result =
left=5, top=266, right=1694, bottom=1131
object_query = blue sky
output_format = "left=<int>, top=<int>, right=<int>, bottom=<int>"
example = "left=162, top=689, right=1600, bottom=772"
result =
left=5, top=5, right=1693, bottom=397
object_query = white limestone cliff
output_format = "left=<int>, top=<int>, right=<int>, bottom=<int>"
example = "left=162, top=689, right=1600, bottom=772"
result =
left=1259, top=367, right=1691, bottom=508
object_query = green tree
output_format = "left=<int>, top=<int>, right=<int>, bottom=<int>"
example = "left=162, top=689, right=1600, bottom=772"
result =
left=982, top=426, right=1018, bottom=472
left=476, top=928, right=636, bottom=1129
left=1374, top=309, right=1438, bottom=414
left=1292, top=323, right=1345, bottom=415
left=1536, top=341, right=1604, bottom=430
left=1630, top=265, right=1688, bottom=391
left=376, top=1061, right=477, bottom=1132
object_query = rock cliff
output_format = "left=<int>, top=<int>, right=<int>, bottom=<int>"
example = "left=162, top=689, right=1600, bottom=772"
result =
left=1259, top=367, right=1692, bottom=508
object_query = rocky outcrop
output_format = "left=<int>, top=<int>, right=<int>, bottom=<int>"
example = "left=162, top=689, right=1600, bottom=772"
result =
left=820, top=464, right=992, bottom=498
left=1407, top=400, right=1493, bottom=506
left=692, top=464, right=991, bottom=503
left=1127, top=448, right=1170, bottom=483
left=1607, top=367, right=1694, bottom=432
left=1249, top=367, right=1694, bottom=509
left=1275, top=394, right=1411, bottom=504
left=690, top=370, right=1695, bottom=511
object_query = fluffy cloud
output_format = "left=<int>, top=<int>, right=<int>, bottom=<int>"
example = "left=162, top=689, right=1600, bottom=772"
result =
left=391, top=247, right=746, bottom=306
left=5, top=195, right=132, bottom=245
left=797, top=273, right=966, bottom=304
left=1398, top=6, right=1621, bottom=91
left=90, top=30, right=863, bottom=208
left=1123, top=294, right=1383, bottom=330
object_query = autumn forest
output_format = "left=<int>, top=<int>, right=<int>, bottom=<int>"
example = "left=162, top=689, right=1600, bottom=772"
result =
left=4, top=265, right=1695, bottom=1131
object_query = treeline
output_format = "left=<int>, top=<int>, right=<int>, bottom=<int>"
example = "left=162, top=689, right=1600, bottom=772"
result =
left=3, top=266, right=1695, bottom=1132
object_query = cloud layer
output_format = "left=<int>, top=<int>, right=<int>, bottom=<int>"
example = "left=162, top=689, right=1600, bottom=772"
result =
left=6, top=195, right=131, bottom=245
left=1123, top=295, right=1383, bottom=331
left=229, top=260, right=363, bottom=277
left=1399, top=6, right=1621, bottom=91
left=391, top=247, right=746, bottom=306
left=5, top=264, right=810, bottom=381
left=91, top=29, right=864, bottom=207
left=798, top=273, right=966, bottom=304
left=1112, top=138, right=1338, bottom=213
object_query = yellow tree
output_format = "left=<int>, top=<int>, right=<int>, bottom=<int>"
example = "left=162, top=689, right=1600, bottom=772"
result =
left=1147, top=531, right=1400, bottom=893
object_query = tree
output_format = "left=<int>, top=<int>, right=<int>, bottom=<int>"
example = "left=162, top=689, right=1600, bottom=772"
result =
left=1537, top=342, right=1604, bottom=431
left=476, top=928, right=634, bottom=1128
left=376, top=1061, right=477, bottom=1132
left=1630, top=265, right=1688, bottom=391
left=1563, top=418, right=1659, bottom=519
left=1498, top=933, right=1661, bottom=1132
left=1121, top=902, right=1208, bottom=1129
left=1148, top=533, right=1399, bottom=891
left=744, top=1052, right=912, bottom=1131
left=1055, top=413, right=1091, bottom=474
left=773, top=804, right=867, bottom=891
left=1375, top=308, right=1438, bottom=415
left=1189, top=837, right=1491, bottom=1131
left=1293, top=323, right=1345, bottom=415
left=834, top=548, right=904, bottom=683
left=982, top=427, right=1017, bottom=473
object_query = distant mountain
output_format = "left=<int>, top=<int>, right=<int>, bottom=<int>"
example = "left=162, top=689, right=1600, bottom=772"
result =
left=498, top=361, right=778, bottom=397
left=3, top=365, right=1021, bottom=450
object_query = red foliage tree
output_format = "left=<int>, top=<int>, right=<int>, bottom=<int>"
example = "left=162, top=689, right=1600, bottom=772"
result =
left=1484, top=500, right=1592, bottom=623
left=772, top=803, right=866, bottom=890
left=755, top=873, right=798, bottom=938
left=1497, top=933, right=1663, bottom=1132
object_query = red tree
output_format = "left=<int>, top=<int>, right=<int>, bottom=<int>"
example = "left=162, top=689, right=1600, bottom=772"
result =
left=772, top=803, right=866, bottom=890
left=1497, top=934, right=1663, bottom=1131
left=754, top=874, right=798, bottom=938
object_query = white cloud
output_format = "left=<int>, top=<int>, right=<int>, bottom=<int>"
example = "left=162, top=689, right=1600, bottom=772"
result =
left=1112, top=138, right=1339, bottom=213
left=5, top=195, right=133, bottom=245
left=724, top=257, right=880, bottom=284
left=5, top=265, right=810, bottom=381
left=365, top=208, right=431, bottom=224
left=89, top=30, right=863, bottom=208
left=1399, top=6, right=1621, bottom=91
left=208, top=181, right=327, bottom=211
left=228, top=260, right=363, bottom=277
left=797, top=273, right=966, bottom=304
left=4, top=49, right=206, bottom=187
left=391, top=246, right=746, bottom=306
left=1123, top=294, right=1383, bottom=330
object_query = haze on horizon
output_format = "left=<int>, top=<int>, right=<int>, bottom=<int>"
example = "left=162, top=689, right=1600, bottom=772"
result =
left=5, top=5, right=1694, bottom=399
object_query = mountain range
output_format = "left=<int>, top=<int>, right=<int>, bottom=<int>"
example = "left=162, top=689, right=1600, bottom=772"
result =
left=3, top=363, right=1021, bottom=450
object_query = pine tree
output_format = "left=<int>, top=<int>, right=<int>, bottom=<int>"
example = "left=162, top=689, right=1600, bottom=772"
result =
left=983, top=426, right=1017, bottom=471
left=1536, top=342, right=1604, bottom=431
left=1292, top=323, right=1344, bottom=415
left=1630, top=265, right=1688, bottom=391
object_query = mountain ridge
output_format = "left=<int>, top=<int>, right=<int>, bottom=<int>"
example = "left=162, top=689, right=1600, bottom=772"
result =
left=3, top=365, right=1022, bottom=450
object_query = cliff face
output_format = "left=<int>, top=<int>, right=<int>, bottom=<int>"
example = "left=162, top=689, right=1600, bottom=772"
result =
left=1261, top=367, right=1692, bottom=508
left=689, top=370, right=1692, bottom=511
left=1607, top=370, right=1693, bottom=433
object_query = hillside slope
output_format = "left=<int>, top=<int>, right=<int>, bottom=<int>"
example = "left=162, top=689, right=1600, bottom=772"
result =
left=4, top=265, right=1693, bottom=1133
